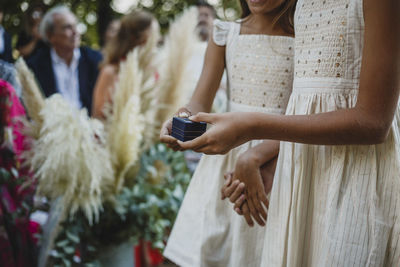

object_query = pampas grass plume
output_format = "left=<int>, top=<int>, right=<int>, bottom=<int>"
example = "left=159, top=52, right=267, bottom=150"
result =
left=105, top=50, right=145, bottom=192
left=29, top=95, right=114, bottom=224
left=15, top=58, right=45, bottom=125
left=155, top=7, right=199, bottom=127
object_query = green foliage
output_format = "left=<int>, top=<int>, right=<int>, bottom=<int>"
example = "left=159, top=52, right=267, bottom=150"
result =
left=50, top=143, right=192, bottom=265
left=137, top=0, right=198, bottom=33
left=2, top=0, right=109, bottom=48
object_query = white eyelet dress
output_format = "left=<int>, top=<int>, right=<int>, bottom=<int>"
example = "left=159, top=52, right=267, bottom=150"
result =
left=261, top=0, right=400, bottom=266
left=163, top=20, right=294, bottom=267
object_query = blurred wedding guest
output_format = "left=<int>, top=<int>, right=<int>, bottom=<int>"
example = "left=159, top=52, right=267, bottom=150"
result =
left=196, top=0, right=216, bottom=42
left=92, top=10, right=156, bottom=119
left=27, top=5, right=102, bottom=113
left=0, top=9, right=13, bottom=63
left=186, top=0, right=216, bottom=84
left=101, top=18, right=120, bottom=53
left=16, top=5, right=47, bottom=60
left=0, top=59, right=22, bottom=97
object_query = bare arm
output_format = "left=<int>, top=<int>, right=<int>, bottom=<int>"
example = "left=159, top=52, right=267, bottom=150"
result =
left=179, top=0, right=400, bottom=153
left=92, top=65, right=117, bottom=118
left=160, top=34, right=225, bottom=147
left=243, top=140, right=279, bottom=166
left=248, top=0, right=400, bottom=145
left=184, top=37, right=226, bottom=114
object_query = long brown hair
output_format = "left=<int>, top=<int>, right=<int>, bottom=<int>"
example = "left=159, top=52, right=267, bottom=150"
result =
left=103, top=10, right=154, bottom=66
left=239, top=0, right=297, bottom=34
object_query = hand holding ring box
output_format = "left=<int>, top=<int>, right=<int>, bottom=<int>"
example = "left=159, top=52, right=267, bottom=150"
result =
left=171, top=117, right=207, bottom=142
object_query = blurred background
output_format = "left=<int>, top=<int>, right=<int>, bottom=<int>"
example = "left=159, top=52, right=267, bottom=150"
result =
left=0, top=1, right=240, bottom=266
left=1, top=0, right=240, bottom=51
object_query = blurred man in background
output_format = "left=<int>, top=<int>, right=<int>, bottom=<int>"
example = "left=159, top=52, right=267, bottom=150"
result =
left=27, top=6, right=102, bottom=114
left=186, top=0, right=224, bottom=103
left=196, top=0, right=216, bottom=42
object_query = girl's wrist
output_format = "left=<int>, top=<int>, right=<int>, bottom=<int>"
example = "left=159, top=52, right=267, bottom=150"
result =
left=243, top=141, right=280, bottom=168
left=240, top=148, right=264, bottom=168
left=241, top=112, right=265, bottom=141
left=184, top=102, right=208, bottom=116
left=234, top=112, right=254, bottom=144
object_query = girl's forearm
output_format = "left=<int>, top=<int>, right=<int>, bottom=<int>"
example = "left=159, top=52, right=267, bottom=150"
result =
left=184, top=83, right=220, bottom=114
left=245, top=107, right=391, bottom=145
left=246, top=140, right=280, bottom=167
left=183, top=37, right=225, bottom=116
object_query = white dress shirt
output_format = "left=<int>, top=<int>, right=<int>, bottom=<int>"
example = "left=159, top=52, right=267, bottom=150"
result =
left=50, top=48, right=82, bottom=109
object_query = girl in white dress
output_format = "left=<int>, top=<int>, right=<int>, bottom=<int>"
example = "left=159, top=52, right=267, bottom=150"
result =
left=179, top=0, right=400, bottom=266
left=160, top=0, right=296, bottom=266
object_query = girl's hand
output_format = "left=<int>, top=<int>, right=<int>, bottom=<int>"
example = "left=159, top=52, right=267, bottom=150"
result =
left=232, top=157, right=277, bottom=223
left=222, top=173, right=255, bottom=226
left=222, top=155, right=278, bottom=227
left=236, top=152, right=269, bottom=226
left=177, top=112, right=251, bottom=154
left=159, top=107, right=192, bottom=151
left=221, top=154, right=268, bottom=226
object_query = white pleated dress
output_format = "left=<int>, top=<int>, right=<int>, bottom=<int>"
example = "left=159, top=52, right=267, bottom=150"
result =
left=163, top=20, right=294, bottom=267
left=261, top=0, right=400, bottom=266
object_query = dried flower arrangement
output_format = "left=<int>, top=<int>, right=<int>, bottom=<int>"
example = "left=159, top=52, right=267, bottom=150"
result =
left=17, top=7, right=199, bottom=266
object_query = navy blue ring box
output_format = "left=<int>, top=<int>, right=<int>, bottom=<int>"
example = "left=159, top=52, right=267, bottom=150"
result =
left=171, top=117, right=206, bottom=142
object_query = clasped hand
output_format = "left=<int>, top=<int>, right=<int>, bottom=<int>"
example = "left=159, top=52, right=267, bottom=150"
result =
left=221, top=153, right=277, bottom=227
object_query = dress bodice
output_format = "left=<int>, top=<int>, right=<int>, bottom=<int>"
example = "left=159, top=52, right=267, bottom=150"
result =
left=213, top=20, right=294, bottom=114
left=293, top=0, right=364, bottom=93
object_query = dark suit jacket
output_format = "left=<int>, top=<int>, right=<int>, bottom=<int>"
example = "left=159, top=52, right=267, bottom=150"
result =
left=0, top=30, right=13, bottom=63
left=27, top=46, right=102, bottom=114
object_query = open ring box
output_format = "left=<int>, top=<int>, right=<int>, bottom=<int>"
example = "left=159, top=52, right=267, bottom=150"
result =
left=171, top=117, right=207, bottom=142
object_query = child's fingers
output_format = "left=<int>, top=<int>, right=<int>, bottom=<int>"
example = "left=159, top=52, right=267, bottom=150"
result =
left=177, top=135, right=207, bottom=151
left=235, top=207, right=243, bottom=215
left=247, top=196, right=265, bottom=226
left=253, top=191, right=268, bottom=221
left=166, top=142, right=182, bottom=151
left=160, top=119, right=172, bottom=135
left=221, top=173, right=232, bottom=200
left=223, top=179, right=240, bottom=198
left=234, top=194, right=246, bottom=210
left=229, top=182, right=246, bottom=203
left=160, top=134, right=177, bottom=144
left=260, top=190, right=270, bottom=210
left=188, top=112, right=215, bottom=123
left=242, top=203, right=254, bottom=227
